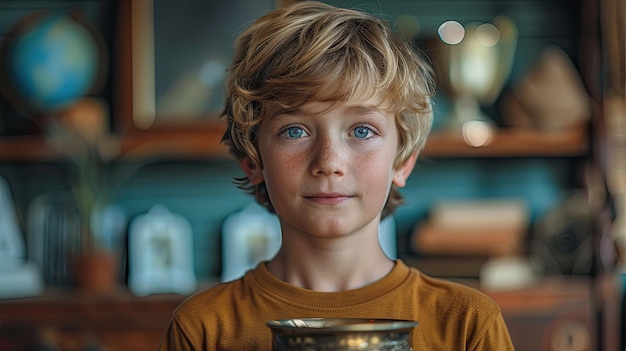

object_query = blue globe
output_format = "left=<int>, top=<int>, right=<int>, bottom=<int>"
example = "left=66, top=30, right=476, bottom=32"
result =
left=4, top=12, right=101, bottom=113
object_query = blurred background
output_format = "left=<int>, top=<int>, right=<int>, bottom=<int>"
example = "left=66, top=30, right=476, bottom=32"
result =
left=0, top=0, right=623, bottom=350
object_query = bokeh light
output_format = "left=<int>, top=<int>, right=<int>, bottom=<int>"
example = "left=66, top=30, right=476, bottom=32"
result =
left=438, top=20, right=465, bottom=45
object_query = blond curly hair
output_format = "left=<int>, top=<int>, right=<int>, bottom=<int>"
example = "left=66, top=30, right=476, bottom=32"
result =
left=222, top=1, right=435, bottom=218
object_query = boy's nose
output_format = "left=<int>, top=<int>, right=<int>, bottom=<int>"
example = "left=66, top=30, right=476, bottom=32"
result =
left=310, top=136, right=346, bottom=177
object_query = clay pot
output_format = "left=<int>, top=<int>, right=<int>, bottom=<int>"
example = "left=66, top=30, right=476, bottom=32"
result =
left=71, top=252, right=119, bottom=294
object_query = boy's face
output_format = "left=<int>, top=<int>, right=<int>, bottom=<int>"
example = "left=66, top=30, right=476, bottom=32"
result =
left=244, top=95, right=414, bottom=239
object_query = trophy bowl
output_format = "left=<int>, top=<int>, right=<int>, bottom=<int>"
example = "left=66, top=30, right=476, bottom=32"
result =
left=426, top=17, right=518, bottom=146
left=266, top=318, right=418, bottom=351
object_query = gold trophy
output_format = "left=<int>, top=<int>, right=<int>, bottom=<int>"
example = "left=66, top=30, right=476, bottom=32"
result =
left=431, top=17, right=518, bottom=146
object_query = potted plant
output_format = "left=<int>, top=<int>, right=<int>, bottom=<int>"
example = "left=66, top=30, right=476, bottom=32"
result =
left=47, top=98, right=135, bottom=293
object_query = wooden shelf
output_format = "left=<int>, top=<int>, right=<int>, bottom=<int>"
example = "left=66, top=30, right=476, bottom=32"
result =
left=0, top=135, right=58, bottom=161
left=0, top=288, right=185, bottom=351
left=0, top=125, right=588, bottom=161
left=119, top=123, right=230, bottom=160
left=422, top=126, right=588, bottom=158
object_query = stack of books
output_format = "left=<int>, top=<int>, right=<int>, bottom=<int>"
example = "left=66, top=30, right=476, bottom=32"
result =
left=407, top=199, right=528, bottom=279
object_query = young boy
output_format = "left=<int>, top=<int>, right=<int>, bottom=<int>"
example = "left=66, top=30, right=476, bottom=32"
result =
left=159, top=1, right=515, bottom=350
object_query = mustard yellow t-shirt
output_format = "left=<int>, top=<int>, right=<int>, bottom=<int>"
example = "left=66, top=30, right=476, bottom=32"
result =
left=158, top=260, right=515, bottom=350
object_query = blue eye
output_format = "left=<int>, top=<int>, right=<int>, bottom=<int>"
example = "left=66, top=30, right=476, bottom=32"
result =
left=280, top=126, right=309, bottom=139
left=353, top=126, right=373, bottom=139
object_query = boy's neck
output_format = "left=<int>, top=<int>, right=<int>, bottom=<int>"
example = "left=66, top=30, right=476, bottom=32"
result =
left=266, top=233, right=395, bottom=292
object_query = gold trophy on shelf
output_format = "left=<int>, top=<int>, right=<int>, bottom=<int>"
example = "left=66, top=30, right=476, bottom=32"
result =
left=430, top=17, right=518, bottom=147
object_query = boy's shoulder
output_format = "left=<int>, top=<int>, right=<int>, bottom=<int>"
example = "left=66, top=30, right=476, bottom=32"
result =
left=408, top=266, right=501, bottom=315
left=177, top=278, right=246, bottom=310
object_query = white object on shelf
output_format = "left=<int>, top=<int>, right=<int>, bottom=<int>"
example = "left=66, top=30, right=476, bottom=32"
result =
left=128, top=205, right=197, bottom=296
left=0, top=175, right=44, bottom=299
left=0, top=261, right=44, bottom=299
left=479, top=256, right=537, bottom=291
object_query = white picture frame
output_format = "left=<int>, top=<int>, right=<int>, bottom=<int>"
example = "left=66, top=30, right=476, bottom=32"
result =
left=128, top=204, right=197, bottom=296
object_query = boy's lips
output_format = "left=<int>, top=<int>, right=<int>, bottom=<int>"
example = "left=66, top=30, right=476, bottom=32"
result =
left=304, top=192, right=352, bottom=205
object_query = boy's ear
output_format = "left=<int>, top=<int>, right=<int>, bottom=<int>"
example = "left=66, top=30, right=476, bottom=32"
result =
left=238, top=156, right=264, bottom=185
left=392, top=151, right=419, bottom=188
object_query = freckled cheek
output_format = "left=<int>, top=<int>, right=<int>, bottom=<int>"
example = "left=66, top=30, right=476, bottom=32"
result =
left=353, top=147, right=390, bottom=169
left=279, top=154, right=306, bottom=176
left=262, top=151, right=306, bottom=185
left=258, top=139, right=296, bottom=175
left=354, top=148, right=397, bottom=187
